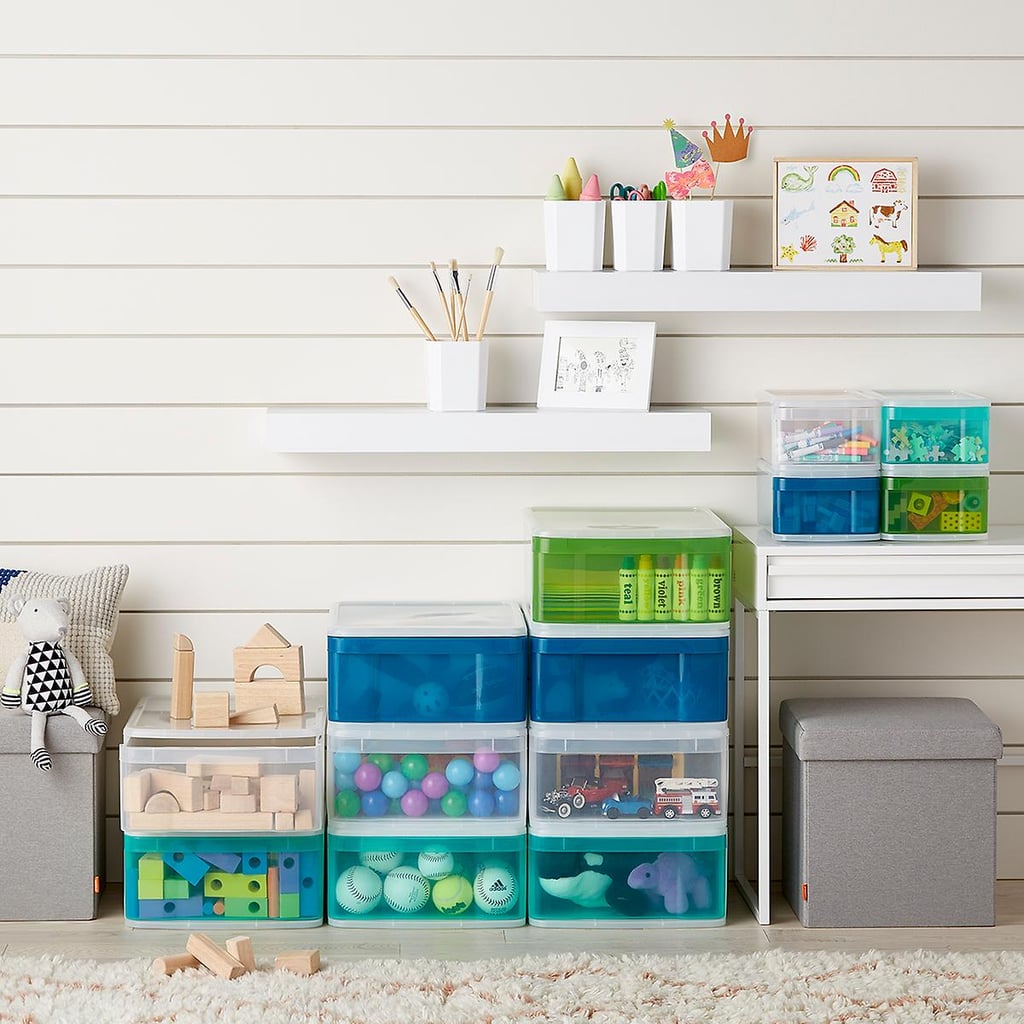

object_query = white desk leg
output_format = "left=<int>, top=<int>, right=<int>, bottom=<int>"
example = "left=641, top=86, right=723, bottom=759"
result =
left=756, top=608, right=772, bottom=924
left=731, top=598, right=754, bottom=916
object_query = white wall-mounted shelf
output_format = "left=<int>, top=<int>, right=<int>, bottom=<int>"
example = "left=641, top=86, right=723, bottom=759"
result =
left=265, top=406, right=712, bottom=454
left=533, top=269, right=982, bottom=313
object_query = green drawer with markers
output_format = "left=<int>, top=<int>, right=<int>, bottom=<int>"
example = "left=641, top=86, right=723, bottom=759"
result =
left=529, top=508, right=732, bottom=626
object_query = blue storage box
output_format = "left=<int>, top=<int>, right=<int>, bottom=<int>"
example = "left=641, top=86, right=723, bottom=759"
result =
left=527, top=827, right=727, bottom=928
left=124, top=833, right=323, bottom=928
left=529, top=620, right=728, bottom=723
left=328, top=602, right=527, bottom=723
left=758, top=460, right=880, bottom=541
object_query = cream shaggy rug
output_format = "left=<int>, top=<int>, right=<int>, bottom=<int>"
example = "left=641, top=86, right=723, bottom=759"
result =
left=3, top=948, right=1024, bottom=1023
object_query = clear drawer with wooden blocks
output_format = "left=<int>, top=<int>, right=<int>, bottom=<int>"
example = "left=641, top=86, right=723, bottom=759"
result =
left=120, top=697, right=325, bottom=927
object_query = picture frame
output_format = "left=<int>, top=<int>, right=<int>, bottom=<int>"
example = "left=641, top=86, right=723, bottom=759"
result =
left=772, top=158, right=918, bottom=270
left=537, top=320, right=657, bottom=411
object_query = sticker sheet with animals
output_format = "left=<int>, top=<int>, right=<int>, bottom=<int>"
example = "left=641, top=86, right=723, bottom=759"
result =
left=773, top=159, right=917, bottom=269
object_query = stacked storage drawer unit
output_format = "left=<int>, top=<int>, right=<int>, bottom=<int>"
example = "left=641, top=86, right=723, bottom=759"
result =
left=527, top=508, right=731, bottom=927
left=120, top=698, right=326, bottom=928
left=870, top=390, right=991, bottom=541
left=758, top=390, right=882, bottom=542
left=326, top=603, right=527, bottom=927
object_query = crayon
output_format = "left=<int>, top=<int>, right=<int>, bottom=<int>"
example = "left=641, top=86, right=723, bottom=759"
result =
left=618, top=556, right=638, bottom=622
left=546, top=174, right=566, bottom=201
left=672, top=554, right=689, bottom=622
left=689, top=554, right=709, bottom=622
left=580, top=173, right=602, bottom=201
left=654, top=555, right=673, bottom=621
left=636, top=554, right=655, bottom=623
left=562, top=158, right=583, bottom=201
left=708, top=555, right=728, bottom=622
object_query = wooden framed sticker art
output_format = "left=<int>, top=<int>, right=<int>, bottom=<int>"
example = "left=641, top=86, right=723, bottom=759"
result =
left=773, top=159, right=918, bottom=270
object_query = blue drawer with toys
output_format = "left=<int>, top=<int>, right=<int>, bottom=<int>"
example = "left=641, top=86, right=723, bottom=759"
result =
left=124, top=833, right=323, bottom=928
left=529, top=620, right=728, bottom=723
left=327, top=827, right=525, bottom=928
left=327, top=601, right=527, bottom=723
left=527, top=827, right=727, bottom=928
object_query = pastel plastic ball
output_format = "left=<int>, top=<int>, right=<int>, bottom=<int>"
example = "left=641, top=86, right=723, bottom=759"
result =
left=473, top=748, right=501, bottom=773
left=400, top=788, right=430, bottom=817
left=445, top=758, right=474, bottom=787
left=495, top=788, right=520, bottom=816
left=401, top=753, right=429, bottom=781
left=380, top=770, right=410, bottom=800
left=468, top=788, right=495, bottom=817
left=366, top=752, right=394, bottom=773
left=413, top=682, right=449, bottom=719
left=353, top=762, right=383, bottom=792
left=360, top=789, right=389, bottom=817
left=440, top=790, right=468, bottom=817
left=334, top=789, right=361, bottom=818
left=334, top=769, right=355, bottom=792
left=420, top=771, right=449, bottom=800
left=333, top=750, right=362, bottom=774
left=471, top=770, right=492, bottom=790
left=491, top=761, right=521, bottom=792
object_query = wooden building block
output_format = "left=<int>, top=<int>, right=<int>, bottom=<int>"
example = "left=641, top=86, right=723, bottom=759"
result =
left=275, top=949, right=320, bottom=976
left=234, top=678, right=304, bottom=716
left=194, top=760, right=261, bottom=779
left=293, top=808, right=314, bottom=831
left=259, top=774, right=298, bottom=814
left=193, top=691, right=230, bottom=729
left=298, top=768, right=317, bottom=812
left=144, top=791, right=181, bottom=814
left=229, top=776, right=251, bottom=796
left=219, top=793, right=257, bottom=814
left=229, top=705, right=279, bottom=725
left=225, top=936, right=257, bottom=974
left=151, top=952, right=200, bottom=976
left=123, top=771, right=152, bottom=814
left=147, top=769, right=203, bottom=812
left=274, top=812, right=294, bottom=831
left=209, top=775, right=233, bottom=792
left=245, top=622, right=291, bottom=649
left=170, top=633, right=195, bottom=721
left=267, top=866, right=280, bottom=918
left=128, top=810, right=275, bottom=832
left=185, top=933, right=246, bottom=980
left=233, top=645, right=304, bottom=683
left=203, top=789, right=221, bottom=811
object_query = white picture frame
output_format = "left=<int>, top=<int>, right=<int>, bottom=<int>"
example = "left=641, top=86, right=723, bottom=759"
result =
left=537, top=320, right=657, bottom=411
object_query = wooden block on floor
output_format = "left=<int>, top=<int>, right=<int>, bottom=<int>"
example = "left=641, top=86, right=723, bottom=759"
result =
left=229, top=705, right=279, bottom=725
left=275, top=949, right=320, bottom=976
left=144, top=791, right=181, bottom=814
left=225, top=936, right=257, bottom=974
left=185, top=933, right=247, bottom=980
left=148, top=769, right=204, bottom=812
left=234, top=678, right=304, bottom=716
left=229, top=776, right=251, bottom=796
left=293, top=808, right=314, bottom=831
left=219, top=793, right=257, bottom=814
left=151, top=952, right=200, bottom=976
left=123, top=771, right=152, bottom=814
left=298, top=768, right=317, bottom=812
left=193, top=691, right=230, bottom=729
left=260, top=774, right=298, bottom=814
left=128, top=810, right=275, bottom=832
left=170, top=633, right=195, bottom=721
left=274, top=811, right=294, bottom=831
left=203, top=789, right=221, bottom=811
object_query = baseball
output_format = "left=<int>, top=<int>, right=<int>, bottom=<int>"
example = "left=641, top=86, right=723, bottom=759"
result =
left=358, top=849, right=403, bottom=874
left=383, top=867, right=431, bottom=913
left=417, top=847, right=455, bottom=880
left=335, top=865, right=383, bottom=915
left=473, top=862, right=518, bottom=915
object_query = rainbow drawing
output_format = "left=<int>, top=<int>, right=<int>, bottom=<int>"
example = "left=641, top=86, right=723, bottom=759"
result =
left=828, top=164, right=861, bottom=183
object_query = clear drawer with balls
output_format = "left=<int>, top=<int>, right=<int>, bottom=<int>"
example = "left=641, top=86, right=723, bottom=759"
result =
left=328, top=723, right=526, bottom=828
left=327, top=826, right=526, bottom=928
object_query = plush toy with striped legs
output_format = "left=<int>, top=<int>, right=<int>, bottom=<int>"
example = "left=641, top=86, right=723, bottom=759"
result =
left=2, top=597, right=107, bottom=771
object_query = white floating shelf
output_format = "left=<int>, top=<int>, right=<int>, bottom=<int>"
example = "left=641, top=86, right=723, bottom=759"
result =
left=265, top=406, right=712, bottom=454
left=533, top=269, right=982, bottom=313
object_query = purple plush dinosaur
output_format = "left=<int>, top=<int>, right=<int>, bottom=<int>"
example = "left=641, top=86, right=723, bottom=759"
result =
left=627, top=852, right=712, bottom=915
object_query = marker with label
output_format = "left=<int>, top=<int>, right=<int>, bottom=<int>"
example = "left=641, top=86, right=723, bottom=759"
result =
left=637, top=554, right=655, bottom=622
left=672, top=554, right=689, bottom=622
left=618, top=556, right=638, bottom=622
left=654, top=555, right=673, bottom=621
left=689, top=554, right=709, bottom=622
left=708, top=555, right=728, bottom=622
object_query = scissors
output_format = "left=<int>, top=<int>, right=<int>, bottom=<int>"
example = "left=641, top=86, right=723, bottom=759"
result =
left=610, top=182, right=634, bottom=201
left=630, top=184, right=652, bottom=201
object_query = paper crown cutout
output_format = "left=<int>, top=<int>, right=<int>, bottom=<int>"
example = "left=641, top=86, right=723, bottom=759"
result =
left=702, top=114, right=752, bottom=163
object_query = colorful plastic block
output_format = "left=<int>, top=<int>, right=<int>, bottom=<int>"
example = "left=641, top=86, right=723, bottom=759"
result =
left=198, top=852, right=242, bottom=873
left=278, top=853, right=300, bottom=893
left=204, top=872, right=268, bottom=899
left=163, top=850, right=211, bottom=886
left=278, top=892, right=301, bottom=919
left=163, top=877, right=191, bottom=900
left=223, top=897, right=268, bottom=919
left=138, top=852, right=165, bottom=880
left=137, top=895, right=204, bottom=919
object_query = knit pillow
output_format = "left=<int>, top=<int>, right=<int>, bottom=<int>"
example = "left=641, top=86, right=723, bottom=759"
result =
left=0, top=564, right=129, bottom=716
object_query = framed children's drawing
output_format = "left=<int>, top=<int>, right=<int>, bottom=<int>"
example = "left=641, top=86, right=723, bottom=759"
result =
left=772, top=158, right=918, bottom=270
left=537, top=320, right=656, bottom=411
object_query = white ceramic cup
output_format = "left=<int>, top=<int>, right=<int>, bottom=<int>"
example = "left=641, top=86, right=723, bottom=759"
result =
left=425, top=339, right=489, bottom=411
left=543, top=200, right=606, bottom=271
left=610, top=200, right=668, bottom=271
left=671, top=199, right=734, bottom=271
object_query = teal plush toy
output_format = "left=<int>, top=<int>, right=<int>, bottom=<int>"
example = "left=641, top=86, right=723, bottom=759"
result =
left=1, top=596, right=107, bottom=771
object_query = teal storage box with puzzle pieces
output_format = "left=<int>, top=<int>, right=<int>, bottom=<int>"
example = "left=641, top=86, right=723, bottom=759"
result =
left=881, top=467, right=989, bottom=540
left=327, top=826, right=525, bottom=928
left=327, top=602, right=527, bottom=723
left=528, top=620, right=729, bottom=722
left=872, top=389, right=990, bottom=467
left=527, top=827, right=727, bottom=928
left=124, top=833, right=323, bottom=928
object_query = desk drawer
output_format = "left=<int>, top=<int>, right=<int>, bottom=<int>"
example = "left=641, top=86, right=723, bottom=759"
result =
left=765, top=554, right=1024, bottom=602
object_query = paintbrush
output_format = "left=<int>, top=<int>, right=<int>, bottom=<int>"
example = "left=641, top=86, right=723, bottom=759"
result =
left=475, top=246, right=504, bottom=341
left=454, top=274, right=473, bottom=343
left=430, top=261, right=458, bottom=341
left=449, top=259, right=465, bottom=341
left=387, top=275, right=437, bottom=341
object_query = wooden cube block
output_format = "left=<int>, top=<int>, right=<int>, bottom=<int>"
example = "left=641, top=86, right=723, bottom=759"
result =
left=203, top=789, right=221, bottom=811
left=193, top=691, right=230, bottom=729
left=274, top=812, right=294, bottom=831
left=229, top=776, right=251, bottom=796
left=219, top=793, right=257, bottom=814
left=275, top=949, right=320, bottom=975
left=259, top=775, right=298, bottom=814
left=123, top=771, right=152, bottom=814
left=225, top=935, right=257, bottom=974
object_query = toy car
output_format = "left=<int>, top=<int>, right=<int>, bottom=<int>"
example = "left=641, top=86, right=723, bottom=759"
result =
left=601, top=793, right=653, bottom=820
left=562, top=777, right=628, bottom=810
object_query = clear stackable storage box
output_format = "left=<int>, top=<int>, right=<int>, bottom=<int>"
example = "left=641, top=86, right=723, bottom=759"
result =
left=529, top=722, right=727, bottom=826
left=872, top=389, right=990, bottom=467
left=120, top=698, right=325, bottom=927
left=881, top=466, right=989, bottom=540
left=327, top=602, right=527, bottom=723
left=759, top=390, right=881, bottom=468
left=527, top=825, right=727, bottom=927
left=528, top=620, right=729, bottom=723
left=529, top=508, right=732, bottom=626
left=328, top=722, right=526, bottom=827
left=327, top=824, right=526, bottom=928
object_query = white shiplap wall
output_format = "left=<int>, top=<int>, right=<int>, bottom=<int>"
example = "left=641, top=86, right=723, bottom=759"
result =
left=2, top=1, right=1023, bottom=882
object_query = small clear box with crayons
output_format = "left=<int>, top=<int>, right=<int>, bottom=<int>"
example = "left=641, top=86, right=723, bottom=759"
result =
left=759, top=389, right=881, bottom=468
left=529, top=508, right=731, bottom=626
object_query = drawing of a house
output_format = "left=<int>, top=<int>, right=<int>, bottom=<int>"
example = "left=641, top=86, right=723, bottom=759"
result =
left=829, top=200, right=859, bottom=228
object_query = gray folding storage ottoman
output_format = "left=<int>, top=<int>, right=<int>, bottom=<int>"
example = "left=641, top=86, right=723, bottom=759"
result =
left=0, top=709, right=107, bottom=920
left=781, top=697, right=1001, bottom=928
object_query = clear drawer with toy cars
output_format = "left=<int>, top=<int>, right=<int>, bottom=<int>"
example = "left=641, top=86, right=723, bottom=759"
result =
left=871, top=389, right=990, bottom=467
left=759, top=389, right=880, bottom=468
left=528, top=722, right=727, bottom=828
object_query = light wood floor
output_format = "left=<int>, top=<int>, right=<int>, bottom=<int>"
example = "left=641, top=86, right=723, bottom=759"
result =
left=5, top=884, right=1024, bottom=962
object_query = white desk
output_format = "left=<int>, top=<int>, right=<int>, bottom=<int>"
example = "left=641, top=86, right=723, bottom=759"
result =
left=731, top=524, right=1024, bottom=925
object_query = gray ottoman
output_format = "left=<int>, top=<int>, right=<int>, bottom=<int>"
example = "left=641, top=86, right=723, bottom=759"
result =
left=781, top=697, right=1001, bottom=928
left=0, top=709, right=107, bottom=920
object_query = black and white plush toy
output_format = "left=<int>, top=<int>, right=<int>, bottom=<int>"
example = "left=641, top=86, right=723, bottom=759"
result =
left=1, top=597, right=107, bottom=771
